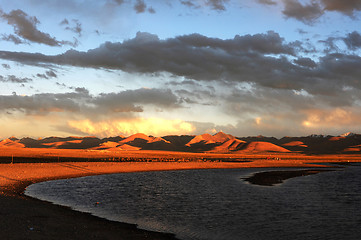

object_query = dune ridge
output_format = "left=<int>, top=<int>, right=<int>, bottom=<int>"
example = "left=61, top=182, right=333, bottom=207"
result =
left=1, top=131, right=361, bottom=154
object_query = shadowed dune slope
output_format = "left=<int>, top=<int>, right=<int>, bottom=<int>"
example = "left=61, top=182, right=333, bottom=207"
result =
left=282, top=141, right=307, bottom=147
left=239, top=141, right=290, bottom=153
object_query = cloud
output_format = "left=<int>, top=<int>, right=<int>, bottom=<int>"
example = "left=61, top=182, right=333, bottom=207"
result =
left=94, top=88, right=181, bottom=113
left=180, top=1, right=198, bottom=8
left=148, top=7, right=156, bottom=14
left=113, top=0, right=124, bottom=5
left=0, top=92, right=81, bottom=115
left=0, top=31, right=360, bottom=98
left=1, top=34, right=27, bottom=44
left=343, top=31, right=361, bottom=50
left=134, top=0, right=147, bottom=13
left=1, top=63, right=10, bottom=69
left=257, top=0, right=361, bottom=24
left=321, top=0, right=361, bottom=15
left=293, top=57, right=317, bottom=68
left=180, top=0, right=229, bottom=10
left=0, top=9, right=77, bottom=46
left=0, top=31, right=297, bottom=77
left=301, top=108, right=361, bottom=130
left=67, top=118, right=195, bottom=137
left=207, top=0, right=229, bottom=10
left=257, top=0, right=277, bottom=5
left=0, top=75, right=32, bottom=83
left=282, top=0, right=323, bottom=24
left=0, top=88, right=181, bottom=116
left=61, top=18, right=82, bottom=37
left=46, top=70, right=57, bottom=78
left=36, top=70, right=57, bottom=79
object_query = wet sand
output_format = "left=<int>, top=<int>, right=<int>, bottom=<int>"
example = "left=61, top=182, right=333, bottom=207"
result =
left=0, top=158, right=359, bottom=239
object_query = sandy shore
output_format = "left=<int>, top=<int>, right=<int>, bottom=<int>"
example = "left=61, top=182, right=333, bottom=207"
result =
left=0, top=158, right=359, bottom=239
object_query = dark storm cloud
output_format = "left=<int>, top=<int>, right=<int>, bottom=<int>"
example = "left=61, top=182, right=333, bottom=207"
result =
left=293, top=57, right=317, bottom=68
left=343, top=31, right=361, bottom=50
left=0, top=31, right=360, bottom=97
left=0, top=88, right=180, bottom=115
left=94, top=88, right=180, bottom=112
left=0, top=92, right=82, bottom=115
left=0, top=9, right=77, bottom=46
left=282, top=0, right=323, bottom=24
left=0, top=75, right=32, bottom=83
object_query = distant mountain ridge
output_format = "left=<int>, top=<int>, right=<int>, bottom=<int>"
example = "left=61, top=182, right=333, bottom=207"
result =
left=1, top=132, right=361, bottom=154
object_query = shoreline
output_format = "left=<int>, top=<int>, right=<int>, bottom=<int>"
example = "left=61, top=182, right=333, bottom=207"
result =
left=1, top=159, right=360, bottom=239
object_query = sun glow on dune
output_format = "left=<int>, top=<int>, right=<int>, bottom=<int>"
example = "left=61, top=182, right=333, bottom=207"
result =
left=68, top=118, right=195, bottom=137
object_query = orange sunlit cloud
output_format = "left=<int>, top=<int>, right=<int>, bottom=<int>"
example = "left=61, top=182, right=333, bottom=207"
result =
left=68, top=118, right=196, bottom=137
left=302, top=108, right=361, bottom=129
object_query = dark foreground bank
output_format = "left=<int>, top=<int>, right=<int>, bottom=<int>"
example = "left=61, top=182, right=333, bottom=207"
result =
left=0, top=194, right=177, bottom=240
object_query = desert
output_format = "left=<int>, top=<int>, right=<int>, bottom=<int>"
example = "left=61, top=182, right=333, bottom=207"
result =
left=1, top=132, right=361, bottom=239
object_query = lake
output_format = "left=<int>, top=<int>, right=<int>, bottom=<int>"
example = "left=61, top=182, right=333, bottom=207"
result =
left=25, top=163, right=361, bottom=240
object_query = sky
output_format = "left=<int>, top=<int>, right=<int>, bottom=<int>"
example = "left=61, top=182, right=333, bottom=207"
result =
left=0, top=0, right=361, bottom=138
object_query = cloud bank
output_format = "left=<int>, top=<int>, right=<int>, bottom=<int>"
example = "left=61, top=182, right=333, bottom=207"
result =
left=1, top=31, right=360, bottom=98
left=0, top=9, right=78, bottom=46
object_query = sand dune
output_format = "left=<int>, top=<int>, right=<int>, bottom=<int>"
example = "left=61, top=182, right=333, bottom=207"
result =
left=186, top=132, right=234, bottom=146
left=239, top=141, right=290, bottom=153
left=42, top=140, right=83, bottom=148
left=328, top=136, right=345, bottom=141
left=1, top=131, right=361, bottom=154
left=120, top=133, right=170, bottom=145
left=0, top=138, right=25, bottom=148
left=120, top=133, right=153, bottom=143
left=343, top=144, right=361, bottom=152
left=282, top=141, right=307, bottom=147
left=208, top=139, right=246, bottom=153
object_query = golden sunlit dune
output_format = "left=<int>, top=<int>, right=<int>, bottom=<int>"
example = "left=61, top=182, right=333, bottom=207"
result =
left=0, top=138, right=25, bottom=148
left=91, top=141, right=121, bottom=150
left=186, top=132, right=234, bottom=146
left=1, top=131, right=361, bottom=154
left=148, top=137, right=171, bottom=144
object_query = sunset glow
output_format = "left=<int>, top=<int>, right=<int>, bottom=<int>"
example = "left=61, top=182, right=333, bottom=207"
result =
left=68, top=118, right=195, bottom=137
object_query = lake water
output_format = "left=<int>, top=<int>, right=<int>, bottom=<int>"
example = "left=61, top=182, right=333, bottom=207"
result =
left=25, top=163, right=361, bottom=240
